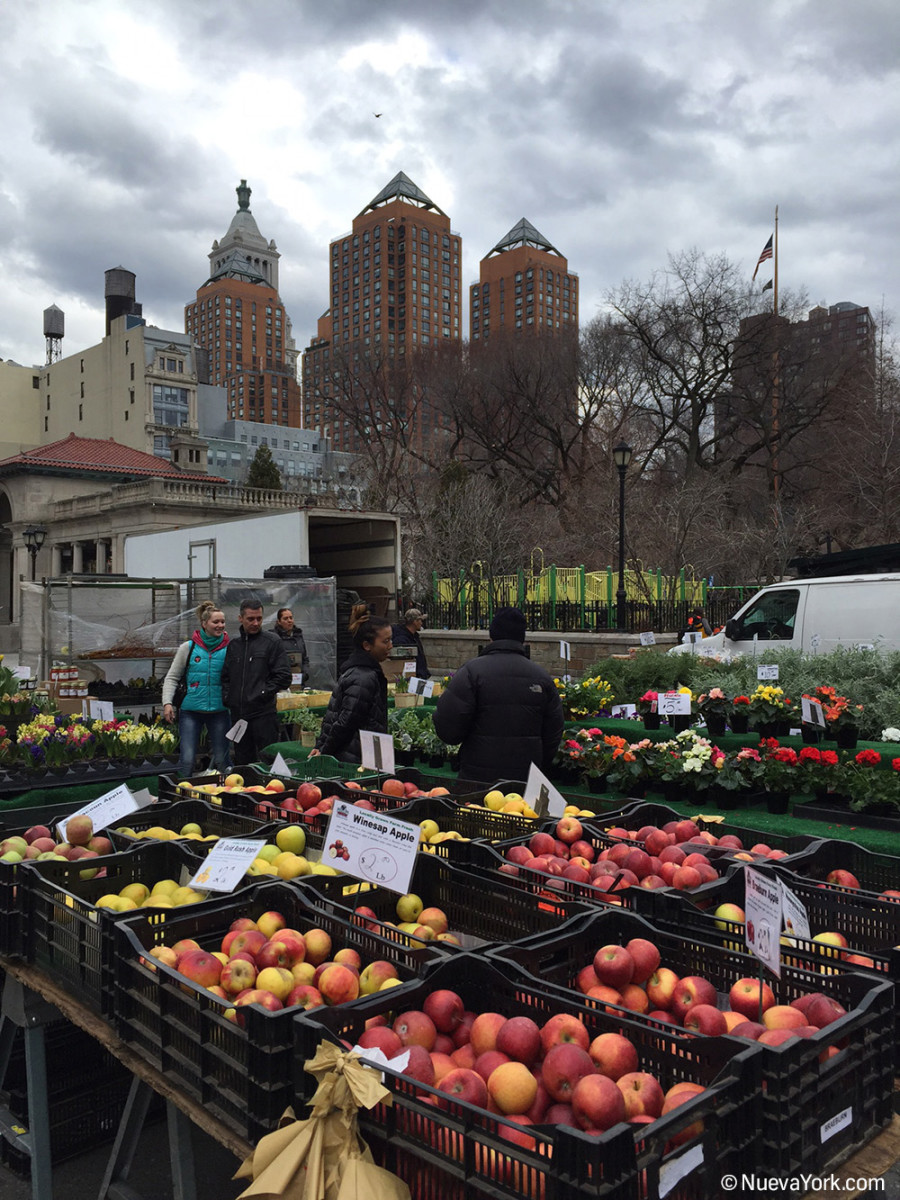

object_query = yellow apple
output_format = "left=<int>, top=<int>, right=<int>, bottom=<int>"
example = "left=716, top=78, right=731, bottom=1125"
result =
left=275, top=825, right=307, bottom=855
left=395, top=893, right=424, bottom=923
left=224, top=773, right=245, bottom=788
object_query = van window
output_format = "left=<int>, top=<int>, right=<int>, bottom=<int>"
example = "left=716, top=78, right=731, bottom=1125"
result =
left=733, top=589, right=800, bottom=641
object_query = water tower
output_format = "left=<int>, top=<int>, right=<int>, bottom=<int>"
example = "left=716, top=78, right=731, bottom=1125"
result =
left=43, top=304, right=64, bottom=364
left=104, top=267, right=141, bottom=334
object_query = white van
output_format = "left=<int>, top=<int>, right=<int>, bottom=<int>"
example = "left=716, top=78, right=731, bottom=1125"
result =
left=670, top=573, right=900, bottom=658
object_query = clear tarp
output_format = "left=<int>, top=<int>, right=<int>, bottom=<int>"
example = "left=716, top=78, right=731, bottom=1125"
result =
left=43, top=577, right=338, bottom=689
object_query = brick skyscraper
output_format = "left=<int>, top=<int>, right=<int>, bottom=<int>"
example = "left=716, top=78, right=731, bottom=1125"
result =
left=185, top=181, right=302, bottom=427
left=470, top=218, right=578, bottom=343
left=302, top=172, right=462, bottom=451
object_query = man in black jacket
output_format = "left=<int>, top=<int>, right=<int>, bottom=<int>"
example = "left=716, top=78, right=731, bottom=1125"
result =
left=434, top=607, right=564, bottom=784
left=391, top=608, right=430, bottom=678
left=221, top=599, right=292, bottom=765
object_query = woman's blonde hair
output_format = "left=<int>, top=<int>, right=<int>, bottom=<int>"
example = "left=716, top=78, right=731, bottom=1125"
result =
left=196, top=601, right=223, bottom=627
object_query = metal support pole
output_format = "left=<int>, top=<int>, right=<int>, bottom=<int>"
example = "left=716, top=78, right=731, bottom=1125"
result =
left=616, top=464, right=627, bottom=632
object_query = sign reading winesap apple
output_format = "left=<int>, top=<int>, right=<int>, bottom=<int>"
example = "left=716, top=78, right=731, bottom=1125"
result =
left=323, top=800, right=419, bottom=895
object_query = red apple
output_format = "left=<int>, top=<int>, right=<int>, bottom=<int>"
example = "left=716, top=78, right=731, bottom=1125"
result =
left=556, top=816, right=583, bottom=845
left=572, top=1073, right=627, bottom=1131
left=592, top=945, right=635, bottom=990
left=541, top=1042, right=596, bottom=1102
left=805, top=995, right=847, bottom=1030
left=616, top=1071, right=665, bottom=1119
left=826, top=869, right=860, bottom=889
left=646, top=967, right=679, bottom=1011
left=393, top=1010, right=437, bottom=1050
left=729, top=978, right=775, bottom=1020
left=588, top=1032, right=638, bottom=1081
left=423, top=989, right=465, bottom=1034
left=436, top=1067, right=488, bottom=1109
left=670, top=977, right=716, bottom=1024
left=357, top=1026, right=403, bottom=1057
left=682, top=1004, right=727, bottom=1036
left=469, top=1011, right=506, bottom=1056
left=496, top=1016, right=542, bottom=1067
left=540, top=1012, right=590, bottom=1054
left=624, top=938, right=661, bottom=984
left=730, top=1020, right=767, bottom=1040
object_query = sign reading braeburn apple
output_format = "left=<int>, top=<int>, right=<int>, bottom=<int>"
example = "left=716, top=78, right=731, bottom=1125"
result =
left=189, top=838, right=265, bottom=892
left=322, top=800, right=419, bottom=895
left=743, top=866, right=782, bottom=976
left=56, top=782, right=154, bottom=842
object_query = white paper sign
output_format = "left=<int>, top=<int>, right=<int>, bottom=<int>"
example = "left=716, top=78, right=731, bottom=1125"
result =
left=189, top=838, right=264, bottom=892
left=757, top=664, right=779, bottom=681
left=559, top=640, right=571, bottom=661
left=291, top=673, right=304, bottom=686
left=611, top=703, right=637, bottom=718
left=524, top=762, right=567, bottom=819
left=322, top=800, right=419, bottom=895
left=820, top=1106, right=853, bottom=1144
left=360, top=730, right=395, bottom=774
left=56, top=783, right=154, bottom=840
left=408, top=677, right=434, bottom=698
left=681, top=631, right=702, bottom=645
left=658, top=691, right=691, bottom=716
left=402, top=661, right=417, bottom=676
left=780, top=880, right=811, bottom=942
left=744, top=865, right=783, bottom=977
left=639, top=631, right=656, bottom=646
left=226, top=718, right=248, bottom=743
left=801, top=697, right=827, bottom=727
left=658, top=1143, right=704, bottom=1197
left=86, top=699, right=115, bottom=721
left=270, top=752, right=292, bottom=777
left=856, top=643, right=875, bottom=652
left=422, top=679, right=435, bottom=698
left=12, top=666, right=32, bottom=681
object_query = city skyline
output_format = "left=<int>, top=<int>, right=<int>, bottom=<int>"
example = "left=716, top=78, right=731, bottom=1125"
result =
left=1, top=2, right=898, bottom=370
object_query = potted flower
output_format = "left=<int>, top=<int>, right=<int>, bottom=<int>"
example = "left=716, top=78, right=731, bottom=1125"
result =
left=637, top=690, right=660, bottom=730
left=295, top=709, right=322, bottom=748
left=663, top=686, right=696, bottom=734
left=697, top=688, right=729, bottom=738
left=846, top=754, right=900, bottom=813
left=798, top=745, right=842, bottom=800
left=730, top=695, right=751, bottom=734
left=747, top=685, right=793, bottom=737
left=606, top=737, right=651, bottom=796
left=393, top=675, right=422, bottom=709
left=558, top=675, right=614, bottom=719
left=706, top=747, right=762, bottom=809
left=758, top=739, right=801, bottom=812
left=813, top=685, right=864, bottom=749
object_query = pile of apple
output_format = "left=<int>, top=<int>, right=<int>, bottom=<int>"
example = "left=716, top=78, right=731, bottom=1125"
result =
left=570, top=938, right=849, bottom=1048
left=497, top=817, right=726, bottom=895
left=0, top=815, right=113, bottom=877
left=601, top=817, right=793, bottom=865
left=146, top=909, right=408, bottom=1019
left=463, top=790, right=542, bottom=819
left=111, top=820, right=222, bottom=845
left=353, top=979, right=707, bottom=1142
left=708, top=899, right=885, bottom=973
left=350, top=891, right=462, bottom=946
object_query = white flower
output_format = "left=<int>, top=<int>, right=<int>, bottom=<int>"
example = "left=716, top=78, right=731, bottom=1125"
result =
left=881, top=727, right=900, bottom=742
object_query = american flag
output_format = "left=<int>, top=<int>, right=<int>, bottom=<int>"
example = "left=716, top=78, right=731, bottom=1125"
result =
left=752, top=235, right=773, bottom=281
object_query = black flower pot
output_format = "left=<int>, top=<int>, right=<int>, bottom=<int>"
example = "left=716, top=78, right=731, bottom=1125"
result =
left=668, top=714, right=693, bottom=734
left=754, top=721, right=778, bottom=739
left=765, top=789, right=791, bottom=815
left=428, top=753, right=446, bottom=769
left=834, top=725, right=859, bottom=750
left=801, top=725, right=823, bottom=744
left=729, top=714, right=749, bottom=734
left=707, top=785, right=739, bottom=810
left=586, top=773, right=608, bottom=794
left=641, top=713, right=661, bottom=731
left=704, top=714, right=727, bottom=738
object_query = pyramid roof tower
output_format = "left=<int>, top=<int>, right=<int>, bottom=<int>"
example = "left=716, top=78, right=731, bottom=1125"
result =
left=486, top=218, right=562, bottom=258
left=357, top=171, right=447, bottom=218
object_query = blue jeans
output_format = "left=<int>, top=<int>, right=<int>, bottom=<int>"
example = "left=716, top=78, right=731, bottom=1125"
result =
left=177, top=709, right=232, bottom=777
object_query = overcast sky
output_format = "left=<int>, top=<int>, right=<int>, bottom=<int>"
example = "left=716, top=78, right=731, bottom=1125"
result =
left=2, top=0, right=898, bottom=369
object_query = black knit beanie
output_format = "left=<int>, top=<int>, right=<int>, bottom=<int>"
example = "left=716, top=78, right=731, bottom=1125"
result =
left=489, top=607, right=527, bottom=643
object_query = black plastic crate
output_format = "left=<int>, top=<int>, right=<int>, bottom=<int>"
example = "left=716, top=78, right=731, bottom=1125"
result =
left=22, top=840, right=212, bottom=1014
left=112, top=879, right=441, bottom=1144
left=768, top=837, right=900, bottom=894
left=486, top=907, right=896, bottom=1178
left=299, top=850, right=590, bottom=952
left=105, top=797, right=277, bottom=851
left=294, top=953, right=763, bottom=1200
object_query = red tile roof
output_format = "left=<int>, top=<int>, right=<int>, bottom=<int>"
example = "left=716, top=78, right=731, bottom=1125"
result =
left=0, top=433, right=226, bottom=483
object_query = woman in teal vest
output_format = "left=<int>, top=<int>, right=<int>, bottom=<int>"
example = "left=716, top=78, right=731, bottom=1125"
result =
left=163, top=602, right=231, bottom=777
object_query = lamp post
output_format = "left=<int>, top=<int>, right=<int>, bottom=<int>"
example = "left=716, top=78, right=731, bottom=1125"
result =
left=612, top=443, right=633, bottom=632
left=23, top=526, right=46, bottom=582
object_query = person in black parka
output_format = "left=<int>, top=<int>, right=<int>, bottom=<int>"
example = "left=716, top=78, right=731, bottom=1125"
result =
left=221, top=598, right=292, bottom=766
left=434, top=607, right=564, bottom=784
left=310, top=605, right=391, bottom=763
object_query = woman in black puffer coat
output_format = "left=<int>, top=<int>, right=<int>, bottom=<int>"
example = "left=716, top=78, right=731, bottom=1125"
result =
left=311, top=605, right=391, bottom=762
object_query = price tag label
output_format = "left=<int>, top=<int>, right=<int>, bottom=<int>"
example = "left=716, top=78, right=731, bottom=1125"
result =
left=611, top=703, right=637, bottom=718
left=559, top=640, right=571, bottom=661
left=360, top=730, right=395, bottom=775
left=409, top=677, right=434, bottom=697
left=658, top=691, right=691, bottom=716
left=402, top=661, right=417, bottom=676
left=524, top=763, right=567, bottom=818
left=682, top=631, right=702, bottom=645
left=291, top=673, right=304, bottom=686
left=322, top=800, right=419, bottom=896
left=226, top=718, right=248, bottom=743
left=744, top=865, right=782, bottom=977
left=780, top=880, right=810, bottom=941
left=639, top=631, right=656, bottom=646
left=271, top=752, right=292, bottom=777
left=56, top=783, right=154, bottom=840
left=87, top=699, right=115, bottom=721
left=801, top=697, right=827, bottom=727
left=421, top=679, right=435, bottom=698
left=757, top=665, right=779, bottom=681
left=189, top=838, right=264, bottom=893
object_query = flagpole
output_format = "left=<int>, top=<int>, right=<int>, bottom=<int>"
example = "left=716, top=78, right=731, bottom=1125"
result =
left=773, top=206, right=779, bottom=315
left=772, top=205, right=780, bottom=506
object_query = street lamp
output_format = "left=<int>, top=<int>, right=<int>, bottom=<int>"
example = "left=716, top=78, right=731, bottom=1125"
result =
left=612, top=443, right=633, bottom=632
left=23, top=526, right=46, bottom=582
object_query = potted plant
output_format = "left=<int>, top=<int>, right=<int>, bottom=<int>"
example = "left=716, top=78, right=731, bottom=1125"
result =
left=697, top=688, right=729, bottom=738
left=813, top=685, right=864, bottom=749
left=393, top=675, right=421, bottom=708
left=664, top=687, right=696, bottom=734
left=758, top=738, right=801, bottom=812
left=797, top=745, right=842, bottom=800
left=747, top=685, right=793, bottom=736
left=705, top=749, right=761, bottom=810
left=295, top=709, right=322, bottom=748
left=637, top=690, right=661, bottom=730
left=729, top=695, right=751, bottom=734
left=846, top=753, right=900, bottom=814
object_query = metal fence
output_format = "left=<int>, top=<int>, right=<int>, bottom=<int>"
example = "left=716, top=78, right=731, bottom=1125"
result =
left=428, top=568, right=754, bottom=634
